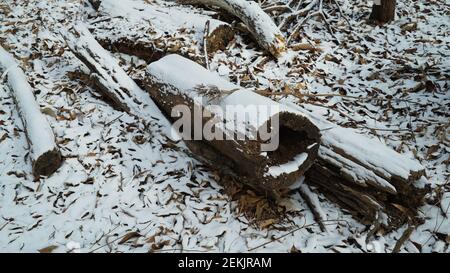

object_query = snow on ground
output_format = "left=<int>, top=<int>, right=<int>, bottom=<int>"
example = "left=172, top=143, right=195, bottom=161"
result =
left=0, top=0, right=449, bottom=252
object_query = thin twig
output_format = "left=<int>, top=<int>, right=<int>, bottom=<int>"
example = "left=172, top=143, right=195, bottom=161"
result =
left=203, top=20, right=210, bottom=70
left=298, top=184, right=327, bottom=232
left=330, top=0, right=351, bottom=27
left=263, top=5, right=293, bottom=13
left=279, top=0, right=319, bottom=30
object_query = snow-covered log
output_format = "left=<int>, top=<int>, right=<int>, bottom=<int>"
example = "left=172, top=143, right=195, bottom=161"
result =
left=92, top=0, right=234, bottom=62
left=0, top=47, right=62, bottom=177
left=62, top=23, right=172, bottom=134
left=144, top=54, right=320, bottom=193
left=284, top=102, right=429, bottom=229
left=179, top=0, right=287, bottom=57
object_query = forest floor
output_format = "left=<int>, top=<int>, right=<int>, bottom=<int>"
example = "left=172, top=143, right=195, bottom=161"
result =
left=0, top=0, right=449, bottom=252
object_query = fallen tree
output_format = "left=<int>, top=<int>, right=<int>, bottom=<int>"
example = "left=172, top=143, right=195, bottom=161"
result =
left=61, top=23, right=173, bottom=135
left=144, top=54, right=320, bottom=193
left=179, top=0, right=287, bottom=57
left=61, top=24, right=428, bottom=228
left=140, top=53, right=428, bottom=228
left=283, top=101, right=429, bottom=229
left=0, top=47, right=62, bottom=178
left=90, top=0, right=234, bottom=63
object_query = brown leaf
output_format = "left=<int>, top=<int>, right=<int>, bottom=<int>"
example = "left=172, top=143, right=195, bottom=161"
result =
left=0, top=133, right=7, bottom=143
left=39, top=245, right=58, bottom=253
left=118, top=231, right=141, bottom=244
left=426, top=144, right=440, bottom=159
left=401, top=22, right=417, bottom=32
left=291, top=43, right=321, bottom=52
left=146, top=235, right=156, bottom=243
left=41, top=107, right=57, bottom=118
left=290, top=245, right=301, bottom=253
left=259, top=218, right=276, bottom=229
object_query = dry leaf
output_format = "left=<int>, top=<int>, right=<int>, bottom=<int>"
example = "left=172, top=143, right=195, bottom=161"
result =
left=38, top=245, right=58, bottom=253
left=41, top=107, right=57, bottom=118
left=118, top=231, right=141, bottom=244
left=291, top=43, right=321, bottom=52
left=259, top=218, right=276, bottom=229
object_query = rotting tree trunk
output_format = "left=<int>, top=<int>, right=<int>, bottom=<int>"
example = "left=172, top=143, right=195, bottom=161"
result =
left=91, top=0, right=234, bottom=62
left=62, top=23, right=173, bottom=135
left=283, top=102, right=429, bottom=230
left=0, top=47, right=62, bottom=178
left=97, top=38, right=167, bottom=64
left=179, top=0, right=286, bottom=57
left=370, top=0, right=396, bottom=23
left=144, top=54, right=320, bottom=193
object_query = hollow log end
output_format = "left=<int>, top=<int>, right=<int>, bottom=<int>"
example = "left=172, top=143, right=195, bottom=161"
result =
left=280, top=111, right=321, bottom=141
left=259, top=111, right=321, bottom=190
left=206, top=25, right=235, bottom=53
left=262, top=142, right=319, bottom=191
left=32, top=148, right=62, bottom=178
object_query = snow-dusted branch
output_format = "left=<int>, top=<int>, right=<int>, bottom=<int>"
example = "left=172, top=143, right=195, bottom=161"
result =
left=0, top=47, right=62, bottom=178
left=179, top=0, right=287, bottom=57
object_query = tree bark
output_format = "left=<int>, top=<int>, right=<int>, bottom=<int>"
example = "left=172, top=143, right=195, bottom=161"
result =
left=144, top=54, right=320, bottom=193
left=283, top=102, right=429, bottom=229
left=62, top=23, right=173, bottom=135
left=370, top=0, right=396, bottom=23
left=0, top=47, right=62, bottom=178
left=91, top=0, right=234, bottom=62
left=179, top=0, right=287, bottom=57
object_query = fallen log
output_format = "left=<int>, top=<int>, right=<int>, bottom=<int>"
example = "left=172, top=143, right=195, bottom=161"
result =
left=0, top=47, right=62, bottom=177
left=61, top=22, right=173, bottom=135
left=91, top=0, right=234, bottom=62
left=143, top=54, right=320, bottom=193
left=179, top=0, right=286, bottom=57
left=283, top=101, right=429, bottom=229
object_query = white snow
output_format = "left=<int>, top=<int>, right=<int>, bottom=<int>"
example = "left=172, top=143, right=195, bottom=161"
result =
left=100, top=0, right=229, bottom=40
left=147, top=54, right=309, bottom=137
left=265, top=152, right=308, bottom=178
left=0, top=0, right=448, bottom=254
